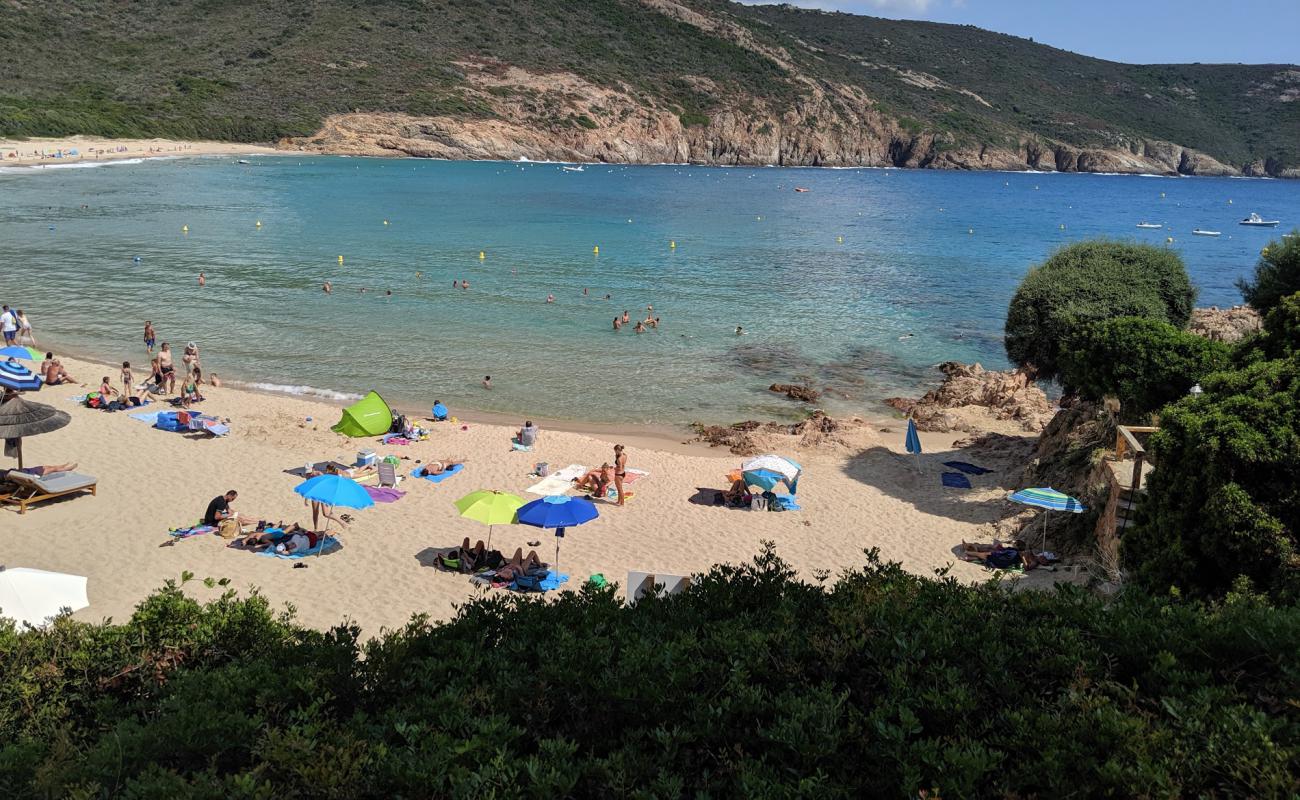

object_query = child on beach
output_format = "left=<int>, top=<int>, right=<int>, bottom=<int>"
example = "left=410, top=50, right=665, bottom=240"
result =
left=120, top=361, right=133, bottom=398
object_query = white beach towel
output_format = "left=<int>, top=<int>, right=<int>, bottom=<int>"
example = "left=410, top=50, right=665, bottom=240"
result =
left=551, top=463, right=587, bottom=481
left=526, top=475, right=575, bottom=496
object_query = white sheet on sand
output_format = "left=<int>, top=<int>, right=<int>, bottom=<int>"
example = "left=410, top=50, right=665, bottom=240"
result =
left=526, top=475, right=576, bottom=497
left=551, top=464, right=587, bottom=481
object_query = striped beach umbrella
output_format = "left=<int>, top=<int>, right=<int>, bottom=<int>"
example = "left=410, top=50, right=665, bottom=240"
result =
left=1008, top=487, right=1086, bottom=551
left=0, top=358, right=42, bottom=392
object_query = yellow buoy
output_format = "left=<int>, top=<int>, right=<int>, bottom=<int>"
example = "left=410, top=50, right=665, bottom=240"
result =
left=756, top=216, right=762, bottom=221
left=836, top=235, right=843, bottom=243
left=1228, top=199, right=1233, bottom=204
left=255, top=220, right=262, bottom=228
left=1166, top=237, right=1174, bottom=244
left=968, top=228, right=974, bottom=235
left=338, top=255, right=344, bottom=264
left=182, top=225, right=188, bottom=233
left=670, top=240, right=676, bottom=249
left=383, top=220, right=389, bottom=226
left=593, top=246, right=599, bottom=255
left=478, top=251, right=485, bottom=260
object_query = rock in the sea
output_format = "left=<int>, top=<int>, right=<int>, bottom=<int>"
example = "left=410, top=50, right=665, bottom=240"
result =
left=885, top=362, right=1054, bottom=433
left=1188, top=305, right=1262, bottom=343
left=769, top=383, right=821, bottom=402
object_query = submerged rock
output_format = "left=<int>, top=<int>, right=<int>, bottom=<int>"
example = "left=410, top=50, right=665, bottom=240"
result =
left=769, top=383, right=821, bottom=402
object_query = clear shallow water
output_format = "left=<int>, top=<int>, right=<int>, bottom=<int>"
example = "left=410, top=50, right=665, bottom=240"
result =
left=1, top=156, right=1297, bottom=424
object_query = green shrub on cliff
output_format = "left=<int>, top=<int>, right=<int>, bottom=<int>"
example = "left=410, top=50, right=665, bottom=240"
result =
left=1004, top=241, right=1196, bottom=379
left=1058, top=316, right=1230, bottom=418
left=3, top=550, right=1298, bottom=797
left=1125, top=352, right=1300, bottom=602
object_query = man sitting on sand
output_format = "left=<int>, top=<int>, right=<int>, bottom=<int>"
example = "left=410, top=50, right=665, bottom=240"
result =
left=43, top=355, right=75, bottom=386
left=516, top=420, right=539, bottom=448
left=419, top=457, right=467, bottom=477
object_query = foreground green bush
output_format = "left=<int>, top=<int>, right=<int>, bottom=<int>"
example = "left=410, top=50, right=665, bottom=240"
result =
left=3, top=549, right=1297, bottom=798
left=1058, top=316, right=1230, bottom=418
left=1238, top=232, right=1300, bottom=314
left=1005, top=240, right=1196, bottom=380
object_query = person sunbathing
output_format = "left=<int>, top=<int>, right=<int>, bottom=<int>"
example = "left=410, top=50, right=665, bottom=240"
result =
left=721, top=478, right=749, bottom=505
left=493, top=548, right=545, bottom=582
left=420, top=457, right=466, bottom=476
left=275, top=529, right=323, bottom=555
left=574, top=463, right=613, bottom=495
left=960, top=539, right=1042, bottom=569
left=238, top=522, right=308, bottom=551
left=1, top=462, right=78, bottom=482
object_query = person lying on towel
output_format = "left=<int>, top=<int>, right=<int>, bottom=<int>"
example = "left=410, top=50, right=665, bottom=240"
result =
left=237, top=522, right=309, bottom=551
left=419, top=457, right=466, bottom=476
left=0, top=462, right=78, bottom=482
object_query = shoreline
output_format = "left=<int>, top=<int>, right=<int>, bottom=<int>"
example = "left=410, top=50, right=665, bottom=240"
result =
left=0, top=136, right=280, bottom=168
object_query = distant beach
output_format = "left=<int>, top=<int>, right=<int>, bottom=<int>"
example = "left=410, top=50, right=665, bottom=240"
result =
left=0, top=136, right=279, bottom=168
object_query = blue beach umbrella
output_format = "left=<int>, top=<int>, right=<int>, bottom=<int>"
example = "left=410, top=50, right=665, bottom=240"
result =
left=1007, top=487, right=1085, bottom=550
left=0, top=358, right=43, bottom=392
left=516, top=495, right=598, bottom=568
left=293, top=474, right=375, bottom=509
left=905, top=417, right=922, bottom=455
left=740, top=454, right=802, bottom=494
left=0, top=346, right=41, bottom=360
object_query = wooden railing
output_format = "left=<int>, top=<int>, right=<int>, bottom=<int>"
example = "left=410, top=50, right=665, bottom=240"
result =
left=1114, top=425, right=1158, bottom=494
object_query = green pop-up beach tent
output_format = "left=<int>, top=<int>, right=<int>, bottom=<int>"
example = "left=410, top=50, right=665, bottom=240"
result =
left=332, top=391, right=394, bottom=437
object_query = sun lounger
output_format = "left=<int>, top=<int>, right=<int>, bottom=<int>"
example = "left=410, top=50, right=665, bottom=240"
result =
left=627, top=571, right=692, bottom=606
left=377, top=461, right=399, bottom=488
left=0, top=471, right=98, bottom=514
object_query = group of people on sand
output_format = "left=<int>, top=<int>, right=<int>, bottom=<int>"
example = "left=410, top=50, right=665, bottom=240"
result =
left=0, top=304, right=35, bottom=348
left=613, top=305, right=661, bottom=334
left=573, top=443, right=630, bottom=505
left=132, top=322, right=218, bottom=407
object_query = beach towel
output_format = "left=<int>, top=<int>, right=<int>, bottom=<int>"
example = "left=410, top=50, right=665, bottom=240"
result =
left=526, top=474, right=574, bottom=496
left=511, top=570, right=569, bottom=593
left=775, top=494, right=801, bottom=511
left=511, top=440, right=533, bottom=452
left=943, top=461, right=993, bottom=475
left=381, top=434, right=413, bottom=445
left=411, top=463, right=464, bottom=483
left=941, top=472, right=973, bottom=489
left=623, top=468, right=649, bottom=485
left=364, top=486, right=405, bottom=503
left=129, top=410, right=165, bottom=425
left=168, top=524, right=217, bottom=539
left=255, top=535, right=341, bottom=559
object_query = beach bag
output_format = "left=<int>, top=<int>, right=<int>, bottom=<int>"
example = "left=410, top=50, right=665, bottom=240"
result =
left=218, top=519, right=241, bottom=540
left=515, top=574, right=543, bottom=592
left=987, top=548, right=1021, bottom=569
left=85, top=392, right=103, bottom=409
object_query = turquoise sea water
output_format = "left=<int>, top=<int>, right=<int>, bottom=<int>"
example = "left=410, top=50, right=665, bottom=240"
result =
left=1, top=156, right=1297, bottom=424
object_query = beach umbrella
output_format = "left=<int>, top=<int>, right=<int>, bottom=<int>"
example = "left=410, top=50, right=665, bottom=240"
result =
left=741, top=467, right=792, bottom=493
left=1007, top=487, right=1086, bottom=551
left=293, top=473, right=375, bottom=509
left=0, top=394, right=70, bottom=469
left=905, top=417, right=922, bottom=471
left=740, top=454, right=802, bottom=493
left=0, top=346, right=41, bottom=360
left=0, top=359, right=42, bottom=393
left=0, top=566, right=88, bottom=629
left=516, top=495, right=598, bottom=569
left=454, top=489, right=524, bottom=548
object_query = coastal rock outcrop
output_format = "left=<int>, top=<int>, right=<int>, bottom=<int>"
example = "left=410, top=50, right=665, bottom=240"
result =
left=1188, top=306, right=1263, bottom=343
left=690, top=411, right=864, bottom=455
left=769, top=383, right=821, bottom=403
left=885, top=362, right=1054, bottom=434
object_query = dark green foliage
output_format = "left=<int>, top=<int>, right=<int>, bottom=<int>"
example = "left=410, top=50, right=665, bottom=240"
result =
left=574, top=113, right=599, bottom=129
left=1059, top=316, right=1230, bottom=417
left=3, top=552, right=1298, bottom=797
left=1126, top=354, right=1300, bottom=602
left=678, top=110, right=710, bottom=127
left=1004, top=240, right=1196, bottom=379
left=1238, top=232, right=1300, bottom=314
left=1262, top=292, right=1300, bottom=357
left=0, top=0, right=1294, bottom=171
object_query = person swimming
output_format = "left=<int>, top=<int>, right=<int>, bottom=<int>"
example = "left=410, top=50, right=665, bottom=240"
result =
left=613, top=317, right=622, bottom=331
left=546, top=293, right=555, bottom=303
left=735, top=326, right=745, bottom=335
left=634, top=321, right=645, bottom=333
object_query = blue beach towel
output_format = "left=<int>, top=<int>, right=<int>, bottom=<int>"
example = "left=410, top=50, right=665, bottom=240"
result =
left=411, top=463, right=465, bottom=483
left=941, top=472, right=973, bottom=489
left=255, top=535, right=342, bottom=559
left=943, top=461, right=993, bottom=475
left=775, top=494, right=801, bottom=511
left=130, top=410, right=165, bottom=425
left=511, top=570, right=569, bottom=592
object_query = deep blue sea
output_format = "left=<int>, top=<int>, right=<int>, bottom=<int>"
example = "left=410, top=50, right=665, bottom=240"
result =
left=1, top=156, right=1297, bottom=424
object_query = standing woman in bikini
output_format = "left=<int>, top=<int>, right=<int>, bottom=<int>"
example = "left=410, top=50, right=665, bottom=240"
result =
left=613, top=444, right=628, bottom=506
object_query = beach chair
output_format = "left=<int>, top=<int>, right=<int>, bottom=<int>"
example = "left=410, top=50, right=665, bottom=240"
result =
left=0, top=471, right=98, bottom=514
left=377, top=461, right=399, bottom=488
left=627, top=571, right=693, bottom=606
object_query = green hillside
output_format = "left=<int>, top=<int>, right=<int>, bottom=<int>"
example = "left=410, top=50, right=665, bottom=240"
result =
left=1, top=0, right=1295, bottom=171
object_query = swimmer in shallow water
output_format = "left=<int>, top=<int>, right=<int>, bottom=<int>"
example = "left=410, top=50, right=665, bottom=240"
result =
left=735, top=326, right=745, bottom=336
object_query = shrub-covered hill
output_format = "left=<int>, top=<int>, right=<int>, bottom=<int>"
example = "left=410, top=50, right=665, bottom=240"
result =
left=0, top=0, right=1296, bottom=174
left=2, top=548, right=1296, bottom=797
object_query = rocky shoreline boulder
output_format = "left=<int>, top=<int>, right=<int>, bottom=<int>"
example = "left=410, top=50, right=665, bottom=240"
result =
left=1187, top=305, right=1262, bottom=343
left=885, top=362, right=1054, bottom=433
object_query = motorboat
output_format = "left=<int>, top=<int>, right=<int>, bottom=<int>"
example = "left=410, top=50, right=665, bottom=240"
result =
left=1192, top=229, right=1221, bottom=237
left=236, top=159, right=251, bottom=165
left=794, top=187, right=810, bottom=192
left=1239, top=212, right=1280, bottom=227
left=561, top=165, right=585, bottom=172
left=1136, top=222, right=1163, bottom=229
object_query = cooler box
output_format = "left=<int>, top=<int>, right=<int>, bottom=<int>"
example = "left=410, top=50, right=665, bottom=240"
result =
left=356, top=449, right=378, bottom=467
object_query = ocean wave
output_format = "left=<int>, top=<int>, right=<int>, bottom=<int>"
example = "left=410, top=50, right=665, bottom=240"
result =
left=23, top=158, right=149, bottom=170
left=238, top=381, right=363, bottom=402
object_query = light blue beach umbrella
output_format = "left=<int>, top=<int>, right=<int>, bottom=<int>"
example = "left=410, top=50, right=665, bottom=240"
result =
left=741, top=468, right=790, bottom=493
left=1008, top=487, right=1085, bottom=550
left=0, top=346, right=41, bottom=361
left=293, top=474, right=375, bottom=509
left=0, top=359, right=42, bottom=392
left=740, top=455, right=802, bottom=494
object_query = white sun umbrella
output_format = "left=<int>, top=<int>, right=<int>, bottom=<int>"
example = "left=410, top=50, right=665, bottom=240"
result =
left=0, top=566, right=89, bottom=629
left=740, top=454, right=803, bottom=493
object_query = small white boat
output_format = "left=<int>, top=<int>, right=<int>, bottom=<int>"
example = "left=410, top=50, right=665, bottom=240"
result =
left=1136, top=222, right=1163, bottom=229
left=1192, top=229, right=1221, bottom=237
left=1240, top=212, right=1280, bottom=227
left=561, top=165, right=585, bottom=173
left=236, top=159, right=251, bottom=165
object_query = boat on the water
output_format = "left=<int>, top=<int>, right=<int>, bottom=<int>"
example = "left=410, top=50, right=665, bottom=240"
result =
left=1136, top=222, right=1163, bottom=229
left=236, top=159, right=251, bottom=165
left=561, top=165, right=585, bottom=173
left=1239, top=212, right=1280, bottom=227
left=794, top=187, right=810, bottom=193
left=1192, top=229, right=1221, bottom=237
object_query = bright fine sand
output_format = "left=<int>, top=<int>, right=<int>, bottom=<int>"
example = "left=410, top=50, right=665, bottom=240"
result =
left=1, top=136, right=278, bottom=167
left=5, top=354, right=1042, bottom=636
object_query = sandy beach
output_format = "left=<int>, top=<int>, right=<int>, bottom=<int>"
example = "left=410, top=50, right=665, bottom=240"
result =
left=0, top=136, right=278, bottom=167
left=0, top=352, right=1069, bottom=636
